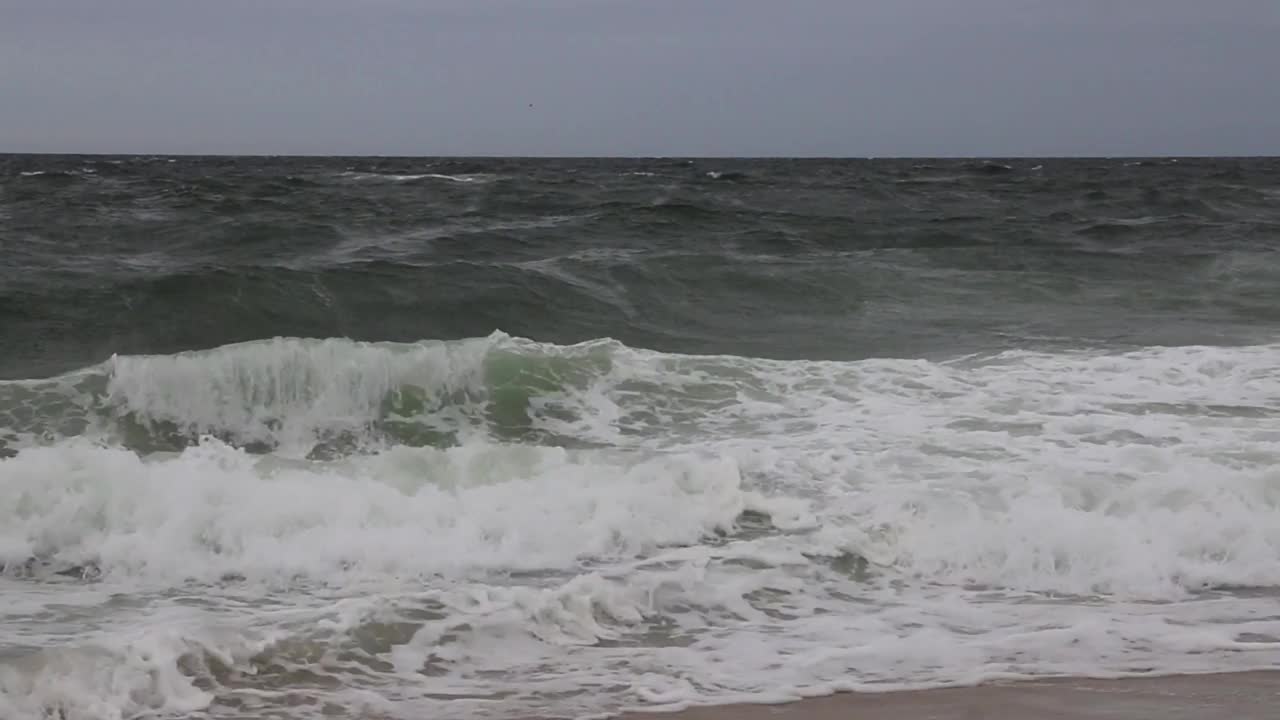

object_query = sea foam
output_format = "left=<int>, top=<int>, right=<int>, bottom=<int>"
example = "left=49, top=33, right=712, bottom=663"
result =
left=3, top=335, right=1280, bottom=719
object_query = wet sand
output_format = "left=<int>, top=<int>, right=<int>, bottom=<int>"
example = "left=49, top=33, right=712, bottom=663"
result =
left=613, top=672, right=1279, bottom=720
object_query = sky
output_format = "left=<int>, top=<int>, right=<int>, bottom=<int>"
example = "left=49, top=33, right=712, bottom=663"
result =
left=1, top=0, right=1277, bottom=157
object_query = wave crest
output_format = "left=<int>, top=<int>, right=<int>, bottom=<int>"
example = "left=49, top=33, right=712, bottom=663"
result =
left=1, top=332, right=631, bottom=455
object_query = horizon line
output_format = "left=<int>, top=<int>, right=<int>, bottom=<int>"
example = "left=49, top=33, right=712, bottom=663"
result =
left=2, top=151, right=1277, bottom=160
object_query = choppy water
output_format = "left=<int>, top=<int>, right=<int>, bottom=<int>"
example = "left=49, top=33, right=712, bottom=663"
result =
left=2, top=155, right=1279, bottom=720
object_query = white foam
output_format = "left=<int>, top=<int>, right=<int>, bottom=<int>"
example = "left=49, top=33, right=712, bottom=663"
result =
left=13, top=337, right=1280, bottom=598
left=0, top=621, right=268, bottom=720
left=567, top=341, right=1280, bottom=598
left=338, top=171, right=491, bottom=183
left=5, top=337, right=1280, bottom=718
left=0, top=438, right=773, bottom=585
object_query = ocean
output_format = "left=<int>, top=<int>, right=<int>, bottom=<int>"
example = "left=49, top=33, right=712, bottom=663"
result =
left=1, top=155, right=1278, bottom=720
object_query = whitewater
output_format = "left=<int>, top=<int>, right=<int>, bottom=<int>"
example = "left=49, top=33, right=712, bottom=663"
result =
left=3, top=331, right=1279, bottom=720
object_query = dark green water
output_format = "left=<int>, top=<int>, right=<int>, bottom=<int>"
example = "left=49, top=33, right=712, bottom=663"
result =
left=4, top=156, right=1278, bottom=380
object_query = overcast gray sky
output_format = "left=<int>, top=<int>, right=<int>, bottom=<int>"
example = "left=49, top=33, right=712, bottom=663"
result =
left=1, top=0, right=1277, bottom=156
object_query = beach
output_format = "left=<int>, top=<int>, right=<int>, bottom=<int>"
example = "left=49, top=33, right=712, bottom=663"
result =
left=616, top=672, right=1280, bottom=720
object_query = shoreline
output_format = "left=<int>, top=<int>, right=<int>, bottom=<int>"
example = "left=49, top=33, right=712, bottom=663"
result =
left=610, top=671, right=1280, bottom=720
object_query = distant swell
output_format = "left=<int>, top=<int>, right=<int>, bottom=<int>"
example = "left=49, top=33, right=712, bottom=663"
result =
left=5, top=155, right=1280, bottom=381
